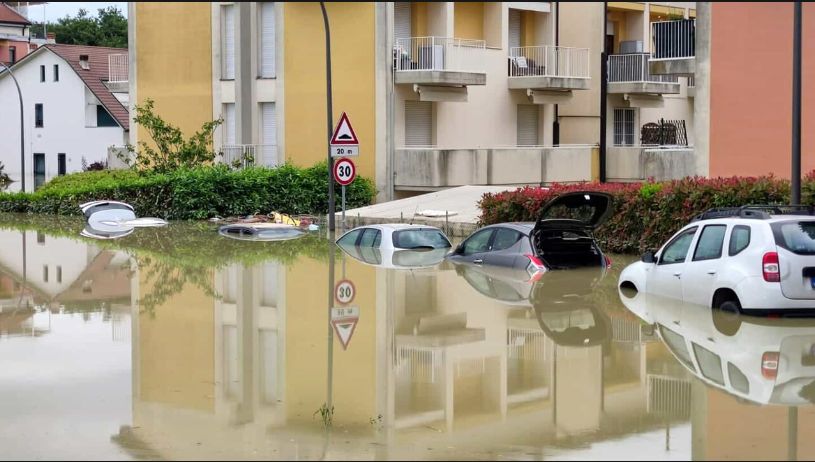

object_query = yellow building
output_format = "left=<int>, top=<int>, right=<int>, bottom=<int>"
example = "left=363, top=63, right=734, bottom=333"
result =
left=128, top=2, right=697, bottom=202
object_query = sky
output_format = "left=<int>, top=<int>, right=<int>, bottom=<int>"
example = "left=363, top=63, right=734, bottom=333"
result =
left=24, top=2, right=128, bottom=23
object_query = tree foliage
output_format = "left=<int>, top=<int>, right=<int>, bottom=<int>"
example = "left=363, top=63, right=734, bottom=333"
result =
left=31, top=6, right=127, bottom=48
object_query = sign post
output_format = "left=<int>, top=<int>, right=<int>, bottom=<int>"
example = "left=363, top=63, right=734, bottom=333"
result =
left=333, top=157, right=356, bottom=232
left=330, top=112, right=359, bottom=232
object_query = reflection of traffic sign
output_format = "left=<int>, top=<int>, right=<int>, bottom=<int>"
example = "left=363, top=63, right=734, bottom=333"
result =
left=330, top=112, right=359, bottom=157
left=331, top=306, right=359, bottom=350
left=334, top=279, right=356, bottom=305
left=333, top=158, right=356, bottom=186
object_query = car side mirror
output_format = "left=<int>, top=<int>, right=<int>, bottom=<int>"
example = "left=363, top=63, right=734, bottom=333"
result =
left=642, top=251, right=656, bottom=264
left=454, top=243, right=464, bottom=254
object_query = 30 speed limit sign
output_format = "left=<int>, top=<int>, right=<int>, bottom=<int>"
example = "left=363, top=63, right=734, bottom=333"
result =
left=333, top=158, right=356, bottom=186
left=335, top=279, right=356, bottom=305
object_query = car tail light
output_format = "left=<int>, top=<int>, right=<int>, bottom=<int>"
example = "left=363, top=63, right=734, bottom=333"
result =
left=762, top=352, right=780, bottom=379
left=605, top=255, right=612, bottom=268
left=525, top=254, right=545, bottom=269
left=763, top=252, right=780, bottom=282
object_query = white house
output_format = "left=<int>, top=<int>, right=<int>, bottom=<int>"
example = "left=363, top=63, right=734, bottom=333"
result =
left=0, top=44, right=129, bottom=192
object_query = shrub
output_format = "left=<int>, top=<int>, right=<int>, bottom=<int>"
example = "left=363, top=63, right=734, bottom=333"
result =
left=0, top=161, right=377, bottom=220
left=479, top=175, right=804, bottom=254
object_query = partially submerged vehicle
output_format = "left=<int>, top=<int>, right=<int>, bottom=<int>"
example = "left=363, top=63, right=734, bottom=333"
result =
left=218, top=223, right=307, bottom=242
left=335, top=224, right=453, bottom=269
left=79, top=200, right=168, bottom=228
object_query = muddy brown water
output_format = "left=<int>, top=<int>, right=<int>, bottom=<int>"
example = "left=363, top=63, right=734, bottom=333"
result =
left=0, top=214, right=812, bottom=461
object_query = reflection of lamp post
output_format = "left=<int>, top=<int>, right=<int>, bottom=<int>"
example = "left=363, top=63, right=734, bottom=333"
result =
left=327, top=232, right=336, bottom=412
left=0, top=62, right=25, bottom=192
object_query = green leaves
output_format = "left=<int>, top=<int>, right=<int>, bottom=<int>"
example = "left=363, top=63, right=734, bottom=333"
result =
left=31, top=6, right=127, bottom=48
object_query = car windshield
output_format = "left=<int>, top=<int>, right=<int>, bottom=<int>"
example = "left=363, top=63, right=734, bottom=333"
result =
left=393, top=229, right=451, bottom=249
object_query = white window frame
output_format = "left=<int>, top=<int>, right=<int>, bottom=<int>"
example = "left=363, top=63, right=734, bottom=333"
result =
left=613, top=108, right=636, bottom=146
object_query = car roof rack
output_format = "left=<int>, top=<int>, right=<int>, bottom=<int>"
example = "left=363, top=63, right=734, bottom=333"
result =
left=691, top=205, right=815, bottom=222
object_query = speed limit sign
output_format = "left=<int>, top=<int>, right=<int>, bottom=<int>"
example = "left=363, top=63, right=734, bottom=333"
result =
left=335, top=279, right=356, bottom=305
left=333, top=158, right=356, bottom=186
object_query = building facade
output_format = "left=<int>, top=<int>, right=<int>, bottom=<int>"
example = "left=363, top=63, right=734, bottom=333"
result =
left=129, top=2, right=697, bottom=202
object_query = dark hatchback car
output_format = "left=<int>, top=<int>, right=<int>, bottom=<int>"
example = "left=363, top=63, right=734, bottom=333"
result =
left=446, top=191, right=613, bottom=273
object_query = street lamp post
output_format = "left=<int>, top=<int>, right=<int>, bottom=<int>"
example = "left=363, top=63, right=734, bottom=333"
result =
left=319, top=2, right=336, bottom=232
left=0, top=62, right=25, bottom=192
left=792, top=1, right=802, bottom=204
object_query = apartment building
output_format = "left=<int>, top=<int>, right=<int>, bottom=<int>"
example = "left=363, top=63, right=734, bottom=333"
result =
left=129, top=2, right=696, bottom=201
left=0, top=2, right=37, bottom=65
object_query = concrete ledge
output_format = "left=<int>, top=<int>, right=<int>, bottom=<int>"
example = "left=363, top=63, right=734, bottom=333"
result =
left=395, top=70, right=487, bottom=86
left=508, top=76, right=590, bottom=91
left=607, top=146, right=696, bottom=181
left=608, top=81, right=680, bottom=95
left=687, top=86, right=695, bottom=98
left=104, top=82, right=129, bottom=93
left=649, top=57, right=696, bottom=77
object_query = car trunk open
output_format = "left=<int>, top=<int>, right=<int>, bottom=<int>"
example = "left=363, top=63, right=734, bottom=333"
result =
left=531, top=192, right=613, bottom=269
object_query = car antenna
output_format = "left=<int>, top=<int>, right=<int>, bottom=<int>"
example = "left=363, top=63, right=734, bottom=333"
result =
left=409, top=205, right=419, bottom=225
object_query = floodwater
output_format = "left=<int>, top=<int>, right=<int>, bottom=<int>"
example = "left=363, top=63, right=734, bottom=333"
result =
left=0, top=214, right=812, bottom=461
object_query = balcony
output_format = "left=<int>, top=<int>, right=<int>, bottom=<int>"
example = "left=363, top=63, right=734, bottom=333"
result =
left=105, top=54, right=128, bottom=93
left=393, top=37, right=487, bottom=91
left=607, top=53, right=679, bottom=95
left=220, top=144, right=278, bottom=169
left=508, top=46, right=590, bottom=100
left=395, top=145, right=598, bottom=190
left=649, top=19, right=696, bottom=76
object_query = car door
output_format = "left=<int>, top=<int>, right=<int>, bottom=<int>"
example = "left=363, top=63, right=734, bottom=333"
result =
left=647, top=226, right=699, bottom=302
left=484, top=227, right=524, bottom=268
left=449, top=228, right=495, bottom=266
left=681, top=224, right=728, bottom=307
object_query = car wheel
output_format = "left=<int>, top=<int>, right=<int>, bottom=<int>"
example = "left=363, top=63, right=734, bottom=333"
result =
left=713, top=299, right=742, bottom=337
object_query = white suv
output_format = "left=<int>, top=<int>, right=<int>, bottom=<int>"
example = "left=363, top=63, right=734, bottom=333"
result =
left=619, top=205, right=815, bottom=317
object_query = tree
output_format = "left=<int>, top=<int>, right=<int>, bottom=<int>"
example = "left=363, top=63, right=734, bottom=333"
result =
left=0, top=161, right=10, bottom=186
left=31, top=6, right=127, bottom=48
left=120, top=99, right=223, bottom=173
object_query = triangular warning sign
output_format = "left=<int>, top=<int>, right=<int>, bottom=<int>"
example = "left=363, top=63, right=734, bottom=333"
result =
left=331, top=317, right=359, bottom=350
left=330, top=112, right=359, bottom=145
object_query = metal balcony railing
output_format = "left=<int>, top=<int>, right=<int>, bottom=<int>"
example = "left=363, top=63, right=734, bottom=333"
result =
left=394, top=36, right=486, bottom=73
left=608, top=53, right=679, bottom=83
left=651, top=19, right=696, bottom=60
left=509, top=45, right=590, bottom=78
left=220, top=144, right=278, bottom=168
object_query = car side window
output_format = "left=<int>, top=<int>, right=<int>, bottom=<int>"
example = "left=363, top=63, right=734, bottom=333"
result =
left=359, top=228, right=381, bottom=248
left=728, top=225, right=751, bottom=256
left=659, top=227, right=698, bottom=265
left=491, top=228, right=521, bottom=252
left=462, top=229, right=493, bottom=255
left=693, top=225, right=727, bottom=261
left=337, top=229, right=362, bottom=246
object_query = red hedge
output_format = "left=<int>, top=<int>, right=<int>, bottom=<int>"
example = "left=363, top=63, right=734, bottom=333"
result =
left=478, top=174, right=811, bottom=254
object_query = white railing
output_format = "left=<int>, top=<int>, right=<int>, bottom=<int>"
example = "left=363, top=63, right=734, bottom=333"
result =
left=509, top=46, right=590, bottom=79
left=608, top=53, right=678, bottom=84
left=396, top=346, right=444, bottom=384
left=394, top=36, right=486, bottom=73
left=507, top=328, right=549, bottom=360
left=651, top=19, right=696, bottom=60
left=687, top=76, right=695, bottom=87
left=108, top=54, right=128, bottom=83
left=612, top=317, right=643, bottom=343
left=220, top=144, right=278, bottom=168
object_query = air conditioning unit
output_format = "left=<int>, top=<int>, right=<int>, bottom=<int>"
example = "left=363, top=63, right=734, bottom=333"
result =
left=620, top=40, right=644, bottom=54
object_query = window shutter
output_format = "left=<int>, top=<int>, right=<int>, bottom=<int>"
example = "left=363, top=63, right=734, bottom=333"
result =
left=517, top=104, right=539, bottom=146
left=405, top=101, right=431, bottom=147
left=224, top=5, right=235, bottom=79
left=394, top=2, right=412, bottom=40
left=260, top=3, right=276, bottom=78
left=224, top=103, right=236, bottom=145
left=261, top=102, right=278, bottom=166
left=509, top=9, right=522, bottom=50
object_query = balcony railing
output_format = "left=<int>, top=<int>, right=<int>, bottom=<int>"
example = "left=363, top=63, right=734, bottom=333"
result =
left=687, top=76, right=695, bottom=87
left=651, top=19, right=696, bottom=60
left=108, top=54, right=128, bottom=83
left=608, top=53, right=679, bottom=84
left=220, top=144, right=278, bottom=169
left=509, top=46, right=590, bottom=78
left=394, top=36, right=486, bottom=73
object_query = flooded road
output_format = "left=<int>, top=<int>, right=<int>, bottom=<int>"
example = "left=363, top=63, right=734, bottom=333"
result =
left=0, top=214, right=810, bottom=460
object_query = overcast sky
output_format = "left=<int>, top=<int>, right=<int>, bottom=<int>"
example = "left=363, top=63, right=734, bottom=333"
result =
left=25, top=2, right=128, bottom=23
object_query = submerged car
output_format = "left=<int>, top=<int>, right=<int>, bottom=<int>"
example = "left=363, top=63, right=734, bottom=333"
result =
left=79, top=200, right=168, bottom=228
left=446, top=191, right=613, bottom=271
left=218, top=223, right=307, bottom=241
left=335, top=224, right=453, bottom=250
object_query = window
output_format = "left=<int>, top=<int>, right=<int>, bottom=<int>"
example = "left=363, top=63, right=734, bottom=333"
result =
left=393, top=229, right=452, bottom=249
left=40, top=65, right=45, bottom=82
left=729, top=225, right=751, bottom=256
left=53, top=64, right=59, bottom=82
left=58, top=154, right=66, bottom=176
left=259, top=2, right=276, bottom=78
left=224, top=103, right=236, bottom=145
left=771, top=221, right=815, bottom=255
left=405, top=100, right=431, bottom=147
left=43, top=265, right=48, bottom=283
left=693, top=343, right=725, bottom=386
left=461, top=229, right=493, bottom=255
left=56, top=266, right=62, bottom=284
left=359, top=228, right=382, bottom=248
left=658, top=324, right=695, bottom=370
left=508, top=9, right=522, bottom=50
left=260, top=102, right=277, bottom=166
left=728, top=362, right=750, bottom=394
left=491, top=228, right=521, bottom=251
left=659, top=227, right=697, bottom=265
left=33, top=153, right=45, bottom=190
left=37, top=232, right=45, bottom=244
left=35, top=103, right=43, bottom=127
left=394, top=2, right=412, bottom=40
left=8, top=46, right=15, bottom=64
left=517, top=104, right=539, bottom=146
left=337, top=229, right=362, bottom=246
left=96, top=106, right=118, bottom=127
left=223, top=4, right=235, bottom=79
left=693, top=225, right=726, bottom=261
left=613, top=108, right=636, bottom=146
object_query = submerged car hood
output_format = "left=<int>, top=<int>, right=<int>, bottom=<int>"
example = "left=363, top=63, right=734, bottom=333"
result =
left=533, top=191, right=614, bottom=233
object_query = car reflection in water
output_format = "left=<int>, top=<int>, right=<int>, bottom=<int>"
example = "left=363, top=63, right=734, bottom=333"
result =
left=619, top=285, right=815, bottom=406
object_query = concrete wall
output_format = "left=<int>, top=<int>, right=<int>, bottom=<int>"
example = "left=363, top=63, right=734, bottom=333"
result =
left=607, top=146, right=695, bottom=181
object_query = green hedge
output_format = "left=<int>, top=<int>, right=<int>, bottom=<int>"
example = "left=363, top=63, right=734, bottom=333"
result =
left=478, top=174, right=813, bottom=255
left=0, top=162, right=377, bottom=220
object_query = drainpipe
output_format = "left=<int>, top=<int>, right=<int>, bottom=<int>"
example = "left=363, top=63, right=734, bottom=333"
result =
left=553, top=2, right=560, bottom=146
left=599, top=2, right=608, bottom=183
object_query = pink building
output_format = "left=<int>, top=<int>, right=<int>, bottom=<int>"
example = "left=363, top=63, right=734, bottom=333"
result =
left=0, top=2, right=35, bottom=65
